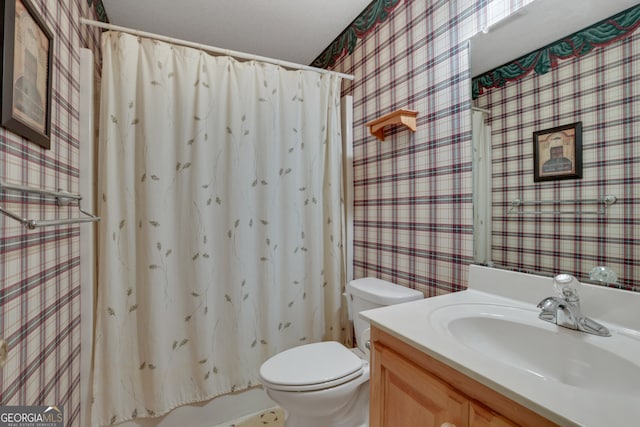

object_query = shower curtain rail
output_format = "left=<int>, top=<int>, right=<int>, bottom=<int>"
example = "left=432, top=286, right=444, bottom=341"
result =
left=0, top=180, right=100, bottom=229
left=508, top=194, right=617, bottom=216
left=79, top=18, right=355, bottom=81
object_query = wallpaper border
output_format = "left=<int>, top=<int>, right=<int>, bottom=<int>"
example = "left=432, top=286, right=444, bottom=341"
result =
left=472, top=4, right=640, bottom=99
left=87, top=0, right=108, bottom=22
left=310, top=0, right=403, bottom=69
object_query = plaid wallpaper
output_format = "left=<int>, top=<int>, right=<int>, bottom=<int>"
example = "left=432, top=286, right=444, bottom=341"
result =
left=476, top=30, right=640, bottom=292
left=330, top=0, right=533, bottom=296
left=0, top=1, right=102, bottom=426
left=3, top=0, right=634, bottom=424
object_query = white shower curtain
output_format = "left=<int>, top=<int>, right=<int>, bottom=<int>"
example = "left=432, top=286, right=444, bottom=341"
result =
left=92, top=32, right=345, bottom=426
left=472, top=110, right=492, bottom=265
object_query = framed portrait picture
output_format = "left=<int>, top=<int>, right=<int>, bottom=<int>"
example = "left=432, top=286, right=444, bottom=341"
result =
left=1, top=0, right=53, bottom=149
left=533, top=122, right=582, bottom=182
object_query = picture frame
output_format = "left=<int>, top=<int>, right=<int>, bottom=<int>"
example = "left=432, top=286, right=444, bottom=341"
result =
left=1, top=0, right=53, bottom=149
left=533, top=122, right=582, bottom=182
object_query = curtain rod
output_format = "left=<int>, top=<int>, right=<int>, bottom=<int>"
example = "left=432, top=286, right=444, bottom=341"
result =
left=79, top=18, right=355, bottom=81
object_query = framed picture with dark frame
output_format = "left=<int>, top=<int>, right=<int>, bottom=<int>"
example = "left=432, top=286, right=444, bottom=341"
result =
left=533, top=122, right=582, bottom=182
left=1, top=0, right=53, bottom=149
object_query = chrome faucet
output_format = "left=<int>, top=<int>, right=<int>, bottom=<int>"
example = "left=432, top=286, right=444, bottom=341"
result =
left=536, top=274, right=611, bottom=337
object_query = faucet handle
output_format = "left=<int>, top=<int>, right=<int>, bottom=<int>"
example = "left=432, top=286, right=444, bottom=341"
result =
left=589, top=266, right=618, bottom=285
left=553, top=274, right=580, bottom=303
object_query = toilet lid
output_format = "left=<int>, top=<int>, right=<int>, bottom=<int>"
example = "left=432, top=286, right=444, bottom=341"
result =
left=259, top=341, right=364, bottom=391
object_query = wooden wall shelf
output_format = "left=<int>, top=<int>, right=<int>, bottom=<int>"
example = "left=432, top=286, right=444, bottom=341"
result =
left=366, top=109, right=418, bottom=141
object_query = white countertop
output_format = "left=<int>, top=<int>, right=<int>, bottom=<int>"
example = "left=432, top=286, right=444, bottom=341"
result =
left=359, top=265, right=640, bottom=427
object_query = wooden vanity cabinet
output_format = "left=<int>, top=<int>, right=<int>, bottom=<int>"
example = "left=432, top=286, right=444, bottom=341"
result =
left=369, top=327, right=557, bottom=427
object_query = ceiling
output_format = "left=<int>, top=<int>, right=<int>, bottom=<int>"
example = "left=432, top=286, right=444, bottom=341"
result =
left=101, top=0, right=372, bottom=66
left=100, top=0, right=637, bottom=73
left=470, top=0, right=638, bottom=77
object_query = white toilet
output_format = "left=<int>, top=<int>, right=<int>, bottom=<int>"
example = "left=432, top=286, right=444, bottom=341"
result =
left=258, top=277, right=424, bottom=427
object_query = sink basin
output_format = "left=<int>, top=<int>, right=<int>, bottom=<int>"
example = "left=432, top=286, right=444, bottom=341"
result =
left=429, top=303, right=640, bottom=396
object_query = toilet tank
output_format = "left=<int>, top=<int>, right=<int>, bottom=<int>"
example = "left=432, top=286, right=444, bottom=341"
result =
left=346, top=278, right=423, bottom=353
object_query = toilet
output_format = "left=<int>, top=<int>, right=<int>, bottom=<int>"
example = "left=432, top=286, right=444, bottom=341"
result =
left=258, top=277, right=424, bottom=427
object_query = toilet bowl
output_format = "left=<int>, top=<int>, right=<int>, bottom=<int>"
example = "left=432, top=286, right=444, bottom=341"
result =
left=259, top=277, right=423, bottom=427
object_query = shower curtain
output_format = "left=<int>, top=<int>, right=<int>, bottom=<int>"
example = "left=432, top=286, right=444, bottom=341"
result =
left=92, top=31, right=346, bottom=426
left=472, top=110, right=492, bottom=264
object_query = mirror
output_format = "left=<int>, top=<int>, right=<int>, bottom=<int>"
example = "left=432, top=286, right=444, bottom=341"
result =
left=470, top=0, right=639, bottom=291
left=469, top=0, right=638, bottom=78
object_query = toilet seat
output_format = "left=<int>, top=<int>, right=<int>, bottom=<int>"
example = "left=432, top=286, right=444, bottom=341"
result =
left=259, top=341, right=365, bottom=392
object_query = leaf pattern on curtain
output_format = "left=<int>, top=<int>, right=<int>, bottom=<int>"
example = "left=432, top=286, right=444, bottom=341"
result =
left=92, top=31, right=346, bottom=426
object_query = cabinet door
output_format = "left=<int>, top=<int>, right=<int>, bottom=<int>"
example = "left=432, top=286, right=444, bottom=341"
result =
left=371, top=343, right=469, bottom=427
left=470, top=401, right=518, bottom=427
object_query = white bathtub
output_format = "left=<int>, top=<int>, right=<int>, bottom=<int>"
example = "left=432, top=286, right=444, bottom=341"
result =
left=115, top=387, right=277, bottom=427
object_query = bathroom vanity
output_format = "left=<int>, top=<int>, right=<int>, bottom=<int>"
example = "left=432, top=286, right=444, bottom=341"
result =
left=370, top=327, right=553, bottom=426
left=361, top=265, right=640, bottom=427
